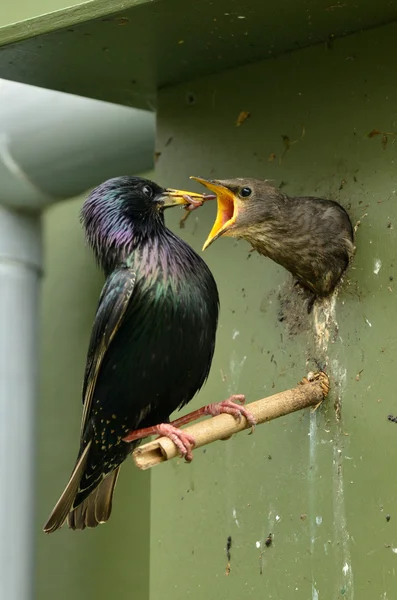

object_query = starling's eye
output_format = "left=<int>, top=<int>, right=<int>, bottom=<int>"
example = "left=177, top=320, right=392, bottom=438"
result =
left=142, top=185, right=152, bottom=198
left=240, top=187, right=252, bottom=198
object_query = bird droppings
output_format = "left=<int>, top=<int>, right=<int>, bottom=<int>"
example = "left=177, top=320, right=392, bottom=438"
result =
left=367, top=128, right=397, bottom=149
left=365, top=318, right=372, bottom=327
left=279, top=127, right=305, bottom=164
left=225, top=536, right=232, bottom=575
left=373, top=259, right=382, bottom=274
left=276, top=281, right=312, bottom=336
left=275, top=515, right=280, bottom=522
left=355, top=369, right=364, bottom=381
left=232, top=508, right=240, bottom=527
left=316, top=516, right=323, bottom=525
left=232, top=329, right=240, bottom=340
left=236, top=110, right=250, bottom=126
left=255, top=541, right=261, bottom=549
left=310, top=285, right=354, bottom=597
left=313, top=294, right=338, bottom=352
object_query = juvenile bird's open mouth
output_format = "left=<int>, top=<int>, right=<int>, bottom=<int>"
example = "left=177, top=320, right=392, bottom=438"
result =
left=190, top=177, right=238, bottom=250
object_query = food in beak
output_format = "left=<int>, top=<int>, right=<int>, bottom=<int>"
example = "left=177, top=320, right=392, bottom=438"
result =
left=163, top=188, right=216, bottom=209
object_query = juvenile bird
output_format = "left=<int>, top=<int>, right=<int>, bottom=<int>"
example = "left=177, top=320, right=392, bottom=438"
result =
left=43, top=176, right=254, bottom=533
left=192, top=177, right=354, bottom=303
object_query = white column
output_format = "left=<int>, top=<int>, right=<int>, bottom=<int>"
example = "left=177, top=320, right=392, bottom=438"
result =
left=0, top=205, right=42, bottom=600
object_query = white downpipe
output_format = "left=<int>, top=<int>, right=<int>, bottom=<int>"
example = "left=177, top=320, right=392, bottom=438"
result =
left=0, top=78, right=156, bottom=600
left=0, top=79, right=155, bottom=208
left=0, top=207, right=42, bottom=600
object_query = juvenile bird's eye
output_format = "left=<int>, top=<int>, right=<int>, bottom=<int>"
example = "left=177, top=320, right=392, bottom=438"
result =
left=240, top=187, right=252, bottom=198
left=142, top=185, right=152, bottom=198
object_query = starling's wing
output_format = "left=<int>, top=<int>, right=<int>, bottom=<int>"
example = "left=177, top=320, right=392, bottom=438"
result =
left=43, top=267, right=137, bottom=533
left=80, top=266, right=136, bottom=439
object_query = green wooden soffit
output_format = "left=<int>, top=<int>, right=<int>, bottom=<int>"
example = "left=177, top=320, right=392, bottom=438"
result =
left=0, top=0, right=396, bottom=110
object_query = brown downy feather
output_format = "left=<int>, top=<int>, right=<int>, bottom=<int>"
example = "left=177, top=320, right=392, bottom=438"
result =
left=67, top=468, right=120, bottom=530
left=43, top=442, right=92, bottom=534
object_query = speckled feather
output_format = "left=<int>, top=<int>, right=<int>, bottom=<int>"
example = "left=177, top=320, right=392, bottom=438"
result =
left=43, top=177, right=219, bottom=532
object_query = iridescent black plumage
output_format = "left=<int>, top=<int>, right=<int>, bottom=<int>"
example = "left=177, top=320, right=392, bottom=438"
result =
left=44, top=176, right=219, bottom=532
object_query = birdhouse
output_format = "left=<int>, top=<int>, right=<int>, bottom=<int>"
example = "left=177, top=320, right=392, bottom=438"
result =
left=1, top=1, right=396, bottom=599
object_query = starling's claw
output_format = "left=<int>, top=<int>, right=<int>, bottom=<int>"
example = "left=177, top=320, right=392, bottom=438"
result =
left=155, top=424, right=196, bottom=462
left=204, top=394, right=256, bottom=432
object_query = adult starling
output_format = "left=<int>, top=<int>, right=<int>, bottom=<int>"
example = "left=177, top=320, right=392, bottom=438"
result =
left=43, top=176, right=255, bottom=533
left=192, top=177, right=355, bottom=300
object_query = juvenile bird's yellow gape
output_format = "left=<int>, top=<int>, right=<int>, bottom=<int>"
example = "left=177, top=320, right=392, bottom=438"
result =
left=191, top=176, right=355, bottom=301
left=190, top=177, right=239, bottom=249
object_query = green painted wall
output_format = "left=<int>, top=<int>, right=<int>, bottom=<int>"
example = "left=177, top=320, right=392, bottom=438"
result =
left=36, top=18, right=397, bottom=600
left=151, top=21, right=397, bottom=600
left=37, top=191, right=152, bottom=600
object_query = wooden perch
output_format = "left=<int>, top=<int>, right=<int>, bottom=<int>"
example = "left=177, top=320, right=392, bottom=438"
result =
left=133, top=372, right=330, bottom=470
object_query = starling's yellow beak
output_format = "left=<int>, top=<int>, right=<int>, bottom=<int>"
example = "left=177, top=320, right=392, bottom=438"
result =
left=162, top=188, right=216, bottom=209
left=190, top=177, right=238, bottom=250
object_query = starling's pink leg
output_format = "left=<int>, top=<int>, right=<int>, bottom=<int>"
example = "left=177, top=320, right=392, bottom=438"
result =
left=171, top=394, right=256, bottom=431
left=123, top=423, right=196, bottom=461
left=122, top=394, right=256, bottom=459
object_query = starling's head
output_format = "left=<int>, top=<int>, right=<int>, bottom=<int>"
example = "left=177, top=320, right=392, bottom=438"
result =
left=190, top=177, right=284, bottom=250
left=81, top=176, right=213, bottom=261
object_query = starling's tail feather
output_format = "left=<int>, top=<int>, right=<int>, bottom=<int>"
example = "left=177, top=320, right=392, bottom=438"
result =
left=67, top=467, right=120, bottom=530
left=43, top=441, right=92, bottom=534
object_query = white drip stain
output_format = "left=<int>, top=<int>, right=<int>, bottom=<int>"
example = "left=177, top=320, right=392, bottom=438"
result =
left=308, top=409, right=319, bottom=576
left=331, top=359, right=353, bottom=599
left=373, top=259, right=382, bottom=275
left=228, top=351, right=247, bottom=396
left=343, top=563, right=350, bottom=576
left=311, top=294, right=354, bottom=598
left=223, top=351, right=247, bottom=537
left=313, top=294, right=337, bottom=351
left=232, top=508, right=240, bottom=527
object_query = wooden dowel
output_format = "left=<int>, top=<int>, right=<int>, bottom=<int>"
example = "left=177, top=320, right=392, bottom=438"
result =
left=132, top=372, right=329, bottom=470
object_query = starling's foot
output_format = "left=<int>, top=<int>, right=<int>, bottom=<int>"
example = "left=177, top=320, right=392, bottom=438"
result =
left=167, top=394, right=256, bottom=434
left=155, top=424, right=196, bottom=462
left=204, top=394, right=257, bottom=432
left=123, top=422, right=196, bottom=461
